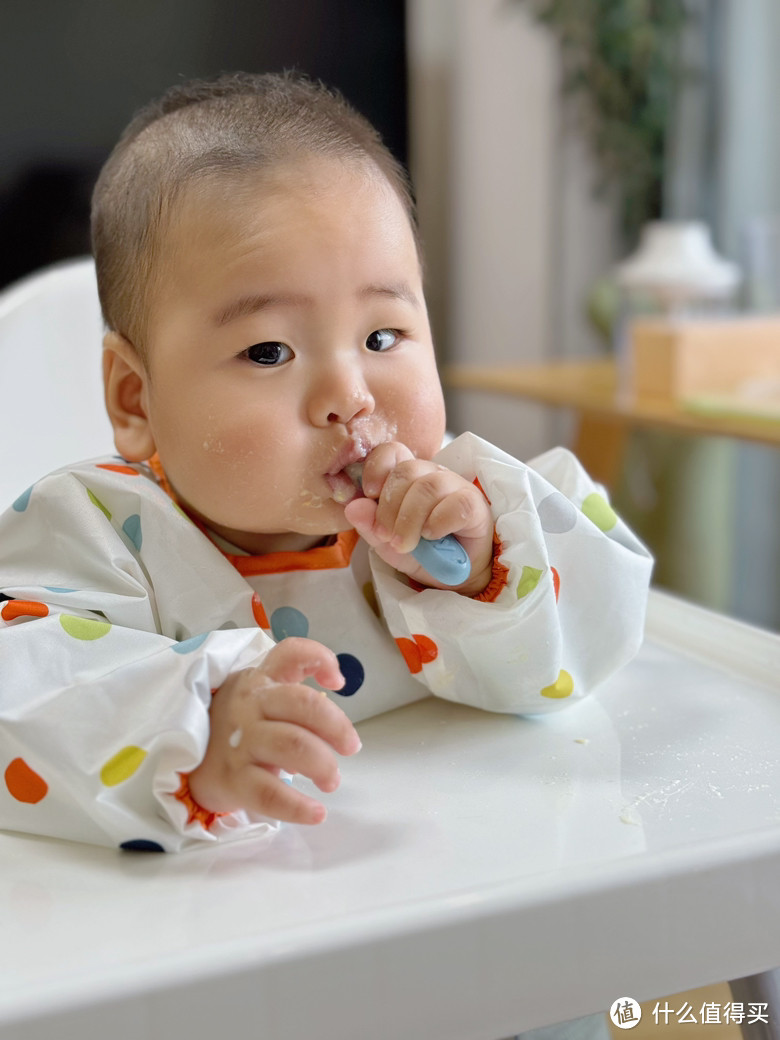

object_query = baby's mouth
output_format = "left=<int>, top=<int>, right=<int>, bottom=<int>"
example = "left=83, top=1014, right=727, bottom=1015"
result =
left=325, top=442, right=371, bottom=504
left=325, top=469, right=363, bottom=504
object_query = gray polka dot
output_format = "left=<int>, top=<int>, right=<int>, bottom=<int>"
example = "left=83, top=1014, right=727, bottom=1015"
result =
left=538, top=492, right=577, bottom=533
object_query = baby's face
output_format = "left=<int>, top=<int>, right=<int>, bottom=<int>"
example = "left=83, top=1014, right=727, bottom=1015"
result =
left=139, top=158, right=446, bottom=554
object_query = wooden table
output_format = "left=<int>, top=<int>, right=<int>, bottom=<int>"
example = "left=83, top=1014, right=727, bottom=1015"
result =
left=445, top=358, right=780, bottom=486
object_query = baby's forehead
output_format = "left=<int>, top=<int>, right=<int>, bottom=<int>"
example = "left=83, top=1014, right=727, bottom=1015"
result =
left=166, top=156, right=414, bottom=257
left=182, top=153, right=395, bottom=211
left=146, top=156, right=422, bottom=314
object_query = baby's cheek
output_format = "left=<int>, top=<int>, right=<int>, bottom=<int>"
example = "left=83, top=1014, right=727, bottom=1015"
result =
left=404, top=391, right=447, bottom=459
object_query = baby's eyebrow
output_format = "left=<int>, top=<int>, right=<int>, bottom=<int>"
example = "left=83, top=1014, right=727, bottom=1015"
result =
left=358, top=282, right=421, bottom=308
left=212, top=293, right=308, bottom=327
left=213, top=283, right=421, bottom=327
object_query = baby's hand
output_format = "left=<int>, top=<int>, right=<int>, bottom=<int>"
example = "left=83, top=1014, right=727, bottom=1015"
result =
left=343, top=442, right=494, bottom=596
left=188, top=638, right=361, bottom=825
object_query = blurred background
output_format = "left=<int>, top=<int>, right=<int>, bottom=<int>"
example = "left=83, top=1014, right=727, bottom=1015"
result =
left=1, top=0, right=778, bottom=630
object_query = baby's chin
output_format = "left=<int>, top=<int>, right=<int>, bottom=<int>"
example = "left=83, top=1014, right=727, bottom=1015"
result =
left=208, top=506, right=355, bottom=556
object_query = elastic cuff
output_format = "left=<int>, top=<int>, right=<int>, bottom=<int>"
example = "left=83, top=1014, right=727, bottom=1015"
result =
left=471, top=529, right=510, bottom=603
left=174, top=772, right=231, bottom=831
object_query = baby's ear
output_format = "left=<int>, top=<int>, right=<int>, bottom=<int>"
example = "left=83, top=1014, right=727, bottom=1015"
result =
left=102, top=332, right=156, bottom=461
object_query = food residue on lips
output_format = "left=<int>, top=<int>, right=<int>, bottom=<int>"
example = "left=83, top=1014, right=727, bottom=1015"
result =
left=331, top=479, right=359, bottom=504
left=325, top=419, right=399, bottom=503
left=328, top=466, right=363, bottom=504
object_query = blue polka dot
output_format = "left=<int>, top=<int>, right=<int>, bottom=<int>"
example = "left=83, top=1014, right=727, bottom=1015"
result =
left=12, top=486, right=33, bottom=512
left=122, top=514, right=142, bottom=551
left=172, top=632, right=209, bottom=654
left=120, top=839, right=165, bottom=853
left=44, top=587, right=76, bottom=594
left=271, top=606, right=309, bottom=641
left=335, top=653, right=364, bottom=696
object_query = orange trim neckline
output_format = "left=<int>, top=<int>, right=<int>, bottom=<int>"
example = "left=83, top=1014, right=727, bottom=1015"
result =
left=147, top=453, right=359, bottom=575
left=227, top=529, right=359, bottom=575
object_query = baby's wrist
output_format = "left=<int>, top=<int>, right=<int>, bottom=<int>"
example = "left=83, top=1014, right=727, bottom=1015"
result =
left=467, top=529, right=509, bottom=602
left=457, top=562, right=496, bottom=598
left=174, top=770, right=232, bottom=830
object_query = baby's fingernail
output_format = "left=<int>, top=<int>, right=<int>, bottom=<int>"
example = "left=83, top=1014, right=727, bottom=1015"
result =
left=322, top=769, right=341, bottom=793
left=309, top=803, right=327, bottom=824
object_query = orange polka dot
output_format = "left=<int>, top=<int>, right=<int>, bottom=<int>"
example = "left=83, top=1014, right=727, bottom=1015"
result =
left=95, top=464, right=139, bottom=475
left=251, top=593, right=269, bottom=628
left=1, top=600, right=49, bottom=622
left=552, top=567, right=560, bottom=602
left=5, top=758, right=48, bottom=804
left=395, top=634, right=439, bottom=674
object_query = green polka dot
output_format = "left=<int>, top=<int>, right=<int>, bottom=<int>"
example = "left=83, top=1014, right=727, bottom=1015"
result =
left=540, top=669, right=574, bottom=699
left=516, top=565, right=543, bottom=599
left=87, top=489, right=112, bottom=521
left=100, top=746, right=148, bottom=786
left=581, top=492, right=617, bottom=532
left=60, top=615, right=112, bottom=640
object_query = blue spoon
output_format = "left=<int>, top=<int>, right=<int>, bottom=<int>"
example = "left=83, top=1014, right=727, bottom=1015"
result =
left=346, top=463, right=472, bottom=587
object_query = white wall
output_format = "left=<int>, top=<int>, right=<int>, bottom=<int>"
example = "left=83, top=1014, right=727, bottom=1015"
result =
left=407, top=0, right=618, bottom=461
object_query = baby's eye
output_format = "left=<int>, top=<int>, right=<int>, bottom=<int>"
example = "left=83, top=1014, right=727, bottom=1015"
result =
left=242, top=342, right=293, bottom=366
left=365, top=329, right=400, bottom=352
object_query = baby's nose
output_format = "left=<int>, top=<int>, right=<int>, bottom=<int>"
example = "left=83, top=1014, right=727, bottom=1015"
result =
left=309, top=368, right=375, bottom=426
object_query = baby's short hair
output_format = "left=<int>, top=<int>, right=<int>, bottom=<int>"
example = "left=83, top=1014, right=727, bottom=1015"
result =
left=91, top=71, right=418, bottom=359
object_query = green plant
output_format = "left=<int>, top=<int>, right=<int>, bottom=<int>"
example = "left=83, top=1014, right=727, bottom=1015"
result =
left=518, top=0, right=689, bottom=246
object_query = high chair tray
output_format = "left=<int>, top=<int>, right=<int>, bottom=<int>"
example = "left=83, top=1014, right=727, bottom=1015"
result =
left=1, top=589, right=779, bottom=1040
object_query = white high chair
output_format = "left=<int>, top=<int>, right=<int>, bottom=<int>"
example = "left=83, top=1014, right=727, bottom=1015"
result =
left=1, top=259, right=780, bottom=1040
left=0, top=257, right=113, bottom=508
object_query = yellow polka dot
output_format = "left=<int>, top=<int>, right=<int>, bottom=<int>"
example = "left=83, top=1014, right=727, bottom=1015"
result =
left=59, top=615, right=112, bottom=640
left=100, top=746, right=148, bottom=786
left=581, top=492, right=617, bottom=532
left=87, top=489, right=112, bottom=520
left=516, top=565, right=543, bottom=599
left=540, top=669, right=574, bottom=699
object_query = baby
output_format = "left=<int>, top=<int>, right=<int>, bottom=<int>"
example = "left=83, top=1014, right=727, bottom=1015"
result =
left=0, top=72, right=653, bottom=852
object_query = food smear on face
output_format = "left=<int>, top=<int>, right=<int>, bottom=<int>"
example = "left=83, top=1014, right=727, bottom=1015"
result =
left=328, top=470, right=361, bottom=504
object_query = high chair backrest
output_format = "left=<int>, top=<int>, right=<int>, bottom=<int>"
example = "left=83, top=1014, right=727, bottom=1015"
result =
left=0, top=257, right=114, bottom=508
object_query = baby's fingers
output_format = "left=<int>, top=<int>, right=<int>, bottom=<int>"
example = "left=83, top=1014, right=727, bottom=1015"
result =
left=256, top=682, right=361, bottom=758
left=260, top=636, right=345, bottom=692
left=242, top=719, right=343, bottom=795
left=244, top=768, right=327, bottom=826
